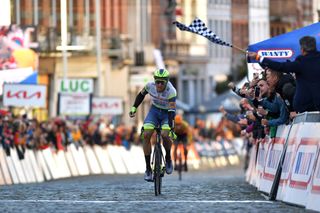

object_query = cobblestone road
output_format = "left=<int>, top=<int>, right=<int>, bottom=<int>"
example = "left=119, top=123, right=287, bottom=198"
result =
left=0, top=166, right=313, bottom=213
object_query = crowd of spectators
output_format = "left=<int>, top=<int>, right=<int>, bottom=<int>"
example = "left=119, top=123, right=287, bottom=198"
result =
left=220, top=35, right=320, bottom=170
left=0, top=113, right=141, bottom=159
left=0, top=109, right=241, bottom=161
left=221, top=70, right=296, bottom=169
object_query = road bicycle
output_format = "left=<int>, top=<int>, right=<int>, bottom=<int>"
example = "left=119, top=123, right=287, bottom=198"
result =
left=141, top=126, right=175, bottom=196
left=151, top=126, right=166, bottom=196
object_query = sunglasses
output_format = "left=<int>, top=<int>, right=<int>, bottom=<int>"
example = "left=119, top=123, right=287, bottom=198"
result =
left=155, top=80, right=166, bottom=85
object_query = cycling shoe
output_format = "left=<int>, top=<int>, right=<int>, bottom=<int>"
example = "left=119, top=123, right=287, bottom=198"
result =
left=165, top=160, right=173, bottom=174
left=144, top=170, right=153, bottom=182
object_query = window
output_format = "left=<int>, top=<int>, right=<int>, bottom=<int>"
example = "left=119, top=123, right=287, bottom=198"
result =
left=182, top=80, right=189, bottom=104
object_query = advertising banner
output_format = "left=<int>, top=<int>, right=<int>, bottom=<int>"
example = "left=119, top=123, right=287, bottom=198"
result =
left=3, top=84, right=47, bottom=108
left=283, top=123, right=320, bottom=206
left=0, top=25, right=38, bottom=71
left=275, top=123, right=302, bottom=200
left=92, top=97, right=123, bottom=115
left=259, top=136, right=285, bottom=193
left=289, top=139, right=318, bottom=189
left=58, top=78, right=94, bottom=94
left=306, top=152, right=320, bottom=211
left=58, top=93, right=91, bottom=115
left=256, top=138, right=271, bottom=188
left=257, top=125, right=289, bottom=194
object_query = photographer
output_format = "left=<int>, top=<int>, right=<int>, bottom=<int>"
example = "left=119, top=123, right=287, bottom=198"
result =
left=228, top=82, right=249, bottom=98
left=254, top=78, right=289, bottom=137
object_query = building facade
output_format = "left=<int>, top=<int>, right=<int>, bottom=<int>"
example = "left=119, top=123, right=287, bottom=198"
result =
left=4, top=0, right=320, bottom=126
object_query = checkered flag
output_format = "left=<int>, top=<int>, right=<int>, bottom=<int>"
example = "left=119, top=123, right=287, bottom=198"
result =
left=173, top=18, right=233, bottom=48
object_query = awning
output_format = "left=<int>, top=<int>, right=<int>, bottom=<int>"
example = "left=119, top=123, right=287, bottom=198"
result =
left=248, top=22, right=320, bottom=63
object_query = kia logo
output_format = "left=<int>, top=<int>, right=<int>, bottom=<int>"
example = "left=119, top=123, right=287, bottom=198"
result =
left=6, top=91, right=42, bottom=99
left=258, top=49, right=294, bottom=58
left=92, top=102, right=119, bottom=109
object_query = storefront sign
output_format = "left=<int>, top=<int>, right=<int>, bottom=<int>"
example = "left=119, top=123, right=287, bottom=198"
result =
left=59, top=78, right=93, bottom=94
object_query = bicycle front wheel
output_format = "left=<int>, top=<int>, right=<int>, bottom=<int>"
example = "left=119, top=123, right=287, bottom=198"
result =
left=154, top=145, right=162, bottom=196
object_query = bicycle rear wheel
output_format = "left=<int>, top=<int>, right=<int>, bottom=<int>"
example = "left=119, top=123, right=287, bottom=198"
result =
left=154, top=145, right=162, bottom=196
left=178, top=151, right=182, bottom=181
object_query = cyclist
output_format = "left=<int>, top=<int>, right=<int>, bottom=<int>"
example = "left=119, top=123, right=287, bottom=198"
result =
left=129, top=68, right=176, bottom=182
left=173, top=114, right=189, bottom=171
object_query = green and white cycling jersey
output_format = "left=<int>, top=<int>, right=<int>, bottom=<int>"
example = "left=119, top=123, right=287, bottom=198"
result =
left=144, top=81, right=177, bottom=109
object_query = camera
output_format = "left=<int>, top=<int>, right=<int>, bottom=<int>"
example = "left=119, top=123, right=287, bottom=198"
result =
left=254, top=86, right=260, bottom=98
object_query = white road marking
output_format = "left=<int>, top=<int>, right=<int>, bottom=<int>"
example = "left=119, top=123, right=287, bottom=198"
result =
left=0, top=200, right=272, bottom=204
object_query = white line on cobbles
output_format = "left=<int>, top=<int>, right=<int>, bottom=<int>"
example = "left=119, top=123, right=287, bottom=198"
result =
left=0, top=200, right=273, bottom=204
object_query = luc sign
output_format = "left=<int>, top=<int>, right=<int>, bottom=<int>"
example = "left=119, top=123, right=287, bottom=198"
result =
left=59, top=78, right=93, bottom=94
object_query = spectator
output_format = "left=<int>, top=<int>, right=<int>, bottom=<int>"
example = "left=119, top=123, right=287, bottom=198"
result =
left=71, top=125, right=83, bottom=149
left=255, top=78, right=289, bottom=137
left=129, top=125, right=139, bottom=145
left=219, top=98, right=255, bottom=124
left=248, top=36, right=320, bottom=113
left=265, top=68, right=296, bottom=114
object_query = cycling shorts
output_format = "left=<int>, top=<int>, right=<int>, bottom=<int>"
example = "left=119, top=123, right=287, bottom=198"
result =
left=143, top=105, right=170, bottom=130
left=174, top=134, right=187, bottom=145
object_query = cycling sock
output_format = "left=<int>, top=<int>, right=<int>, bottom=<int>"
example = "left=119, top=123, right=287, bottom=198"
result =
left=145, top=155, right=151, bottom=170
left=165, top=153, right=171, bottom=162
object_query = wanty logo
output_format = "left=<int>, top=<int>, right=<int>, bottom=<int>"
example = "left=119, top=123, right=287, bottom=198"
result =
left=6, top=91, right=42, bottom=99
left=258, top=49, right=294, bottom=58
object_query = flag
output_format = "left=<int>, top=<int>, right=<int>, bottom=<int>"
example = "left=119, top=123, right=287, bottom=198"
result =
left=173, top=18, right=232, bottom=47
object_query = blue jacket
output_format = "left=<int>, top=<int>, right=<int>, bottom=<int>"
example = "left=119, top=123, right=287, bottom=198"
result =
left=260, top=51, right=320, bottom=112
left=261, top=94, right=289, bottom=127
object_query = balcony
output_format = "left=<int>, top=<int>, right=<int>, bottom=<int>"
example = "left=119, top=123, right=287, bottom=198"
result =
left=161, top=39, right=190, bottom=62
left=37, top=27, right=131, bottom=64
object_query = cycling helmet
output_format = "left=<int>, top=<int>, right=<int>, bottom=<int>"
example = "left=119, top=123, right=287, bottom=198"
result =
left=175, top=114, right=183, bottom=124
left=154, top=68, right=169, bottom=81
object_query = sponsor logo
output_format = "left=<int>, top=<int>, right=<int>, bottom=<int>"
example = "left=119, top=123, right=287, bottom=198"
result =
left=92, top=102, right=120, bottom=109
left=263, top=137, right=285, bottom=181
left=6, top=90, right=42, bottom=99
left=289, top=138, right=319, bottom=189
left=257, top=49, right=294, bottom=58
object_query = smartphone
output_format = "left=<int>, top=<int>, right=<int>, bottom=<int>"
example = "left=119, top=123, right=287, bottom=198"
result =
left=243, top=82, right=250, bottom=89
left=254, top=86, right=260, bottom=97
